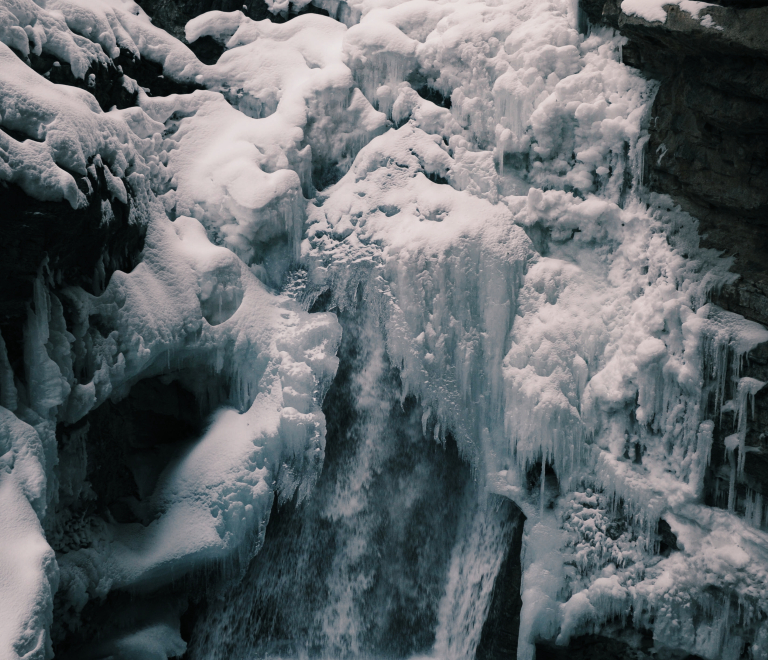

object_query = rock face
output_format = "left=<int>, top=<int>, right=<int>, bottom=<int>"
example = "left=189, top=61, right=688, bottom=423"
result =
left=475, top=498, right=525, bottom=660
left=582, top=0, right=768, bottom=325
left=582, top=0, right=768, bottom=539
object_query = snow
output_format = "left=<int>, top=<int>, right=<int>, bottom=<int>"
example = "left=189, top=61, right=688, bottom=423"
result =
left=621, top=0, right=721, bottom=27
left=0, top=411, right=59, bottom=660
left=0, top=0, right=767, bottom=656
left=0, top=41, right=155, bottom=210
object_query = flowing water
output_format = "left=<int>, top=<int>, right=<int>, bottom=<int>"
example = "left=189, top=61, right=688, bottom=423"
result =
left=188, top=306, right=522, bottom=660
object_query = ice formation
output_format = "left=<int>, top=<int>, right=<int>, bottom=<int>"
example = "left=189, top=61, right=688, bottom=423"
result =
left=1, top=0, right=767, bottom=657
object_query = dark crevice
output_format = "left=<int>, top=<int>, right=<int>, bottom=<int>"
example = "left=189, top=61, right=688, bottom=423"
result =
left=0, top=162, right=145, bottom=383
left=414, top=84, right=452, bottom=109
left=188, top=35, right=226, bottom=65
left=115, top=48, right=204, bottom=97
left=537, top=633, right=706, bottom=660
left=133, top=0, right=331, bottom=52
left=50, top=375, right=220, bottom=654
left=656, top=519, right=679, bottom=557
left=475, top=498, right=525, bottom=660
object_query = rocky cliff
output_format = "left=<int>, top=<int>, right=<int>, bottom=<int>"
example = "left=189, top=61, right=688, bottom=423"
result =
left=581, top=0, right=768, bottom=324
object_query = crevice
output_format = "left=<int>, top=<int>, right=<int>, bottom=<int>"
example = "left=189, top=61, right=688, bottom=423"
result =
left=0, top=163, right=145, bottom=382
left=475, top=498, right=525, bottom=660
left=414, top=84, right=452, bottom=109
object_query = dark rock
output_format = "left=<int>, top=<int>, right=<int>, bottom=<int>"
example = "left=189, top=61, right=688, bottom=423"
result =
left=581, top=2, right=768, bottom=328
left=0, top=161, right=145, bottom=382
left=475, top=497, right=525, bottom=660
left=583, top=0, right=768, bottom=519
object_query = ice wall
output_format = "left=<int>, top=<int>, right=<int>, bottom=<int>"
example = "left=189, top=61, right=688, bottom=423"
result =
left=298, top=0, right=768, bottom=658
left=1, top=0, right=768, bottom=657
left=1, top=6, right=341, bottom=652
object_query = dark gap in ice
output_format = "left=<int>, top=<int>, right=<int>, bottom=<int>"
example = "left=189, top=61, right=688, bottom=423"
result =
left=475, top=496, right=525, bottom=660
left=537, top=632, right=705, bottom=660
left=240, top=0, right=331, bottom=22
left=134, top=0, right=333, bottom=59
left=189, top=35, right=227, bottom=64
left=116, top=48, right=205, bottom=98
left=49, top=375, right=219, bottom=653
left=9, top=46, right=138, bottom=112
left=308, top=287, right=335, bottom=314
left=414, top=84, right=452, bottom=109
left=656, top=519, right=679, bottom=557
left=0, top=125, right=44, bottom=144
left=311, top=159, right=346, bottom=192
left=54, top=588, right=189, bottom=657
left=427, top=171, right=450, bottom=185
left=78, top=376, right=205, bottom=525
left=0, top=168, right=144, bottom=384
left=497, top=151, right=529, bottom=173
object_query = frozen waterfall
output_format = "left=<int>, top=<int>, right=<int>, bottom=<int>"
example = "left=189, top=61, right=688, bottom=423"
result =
left=0, top=0, right=767, bottom=658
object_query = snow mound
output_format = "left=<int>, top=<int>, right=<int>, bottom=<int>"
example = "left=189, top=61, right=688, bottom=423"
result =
left=0, top=0, right=203, bottom=80
left=0, top=42, right=158, bottom=211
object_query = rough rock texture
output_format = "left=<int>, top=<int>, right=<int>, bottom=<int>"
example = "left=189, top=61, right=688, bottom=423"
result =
left=581, top=0, right=768, bottom=326
left=581, top=0, right=768, bottom=528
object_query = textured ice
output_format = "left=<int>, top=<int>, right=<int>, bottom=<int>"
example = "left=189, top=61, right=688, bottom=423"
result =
left=0, top=42, right=157, bottom=211
left=1, top=0, right=767, bottom=656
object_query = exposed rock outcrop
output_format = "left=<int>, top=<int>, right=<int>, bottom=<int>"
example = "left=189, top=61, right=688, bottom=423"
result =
left=582, top=0, right=768, bottom=325
left=582, top=0, right=768, bottom=569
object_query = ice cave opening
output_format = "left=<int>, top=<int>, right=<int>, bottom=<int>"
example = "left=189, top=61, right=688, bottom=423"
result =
left=1, top=0, right=768, bottom=658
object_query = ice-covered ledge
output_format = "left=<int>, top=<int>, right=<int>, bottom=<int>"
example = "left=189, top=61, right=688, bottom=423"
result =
left=618, top=0, right=768, bottom=53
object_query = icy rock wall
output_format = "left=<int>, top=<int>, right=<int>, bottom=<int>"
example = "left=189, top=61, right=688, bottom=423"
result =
left=298, top=0, right=768, bottom=658
left=1, top=0, right=768, bottom=657
left=1, top=2, right=342, bottom=653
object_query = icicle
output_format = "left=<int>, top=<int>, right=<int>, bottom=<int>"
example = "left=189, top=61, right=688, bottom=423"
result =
left=745, top=489, right=764, bottom=529
left=734, top=377, right=765, bottom=477
left=725, top=434, right=738, bottom=512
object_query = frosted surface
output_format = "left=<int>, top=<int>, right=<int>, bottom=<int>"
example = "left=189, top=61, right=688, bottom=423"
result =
left=0, top=0, right=766, bottom=657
